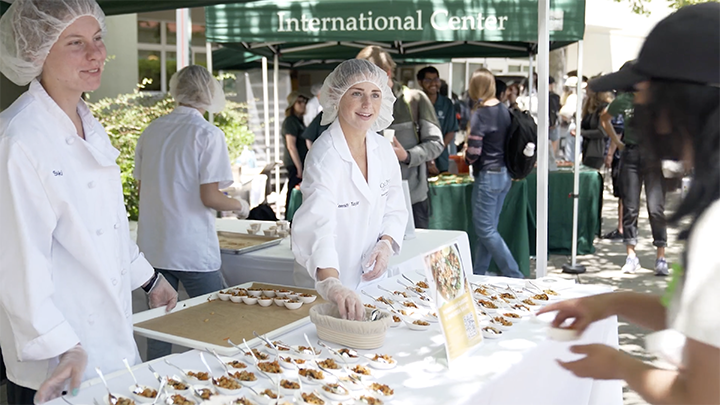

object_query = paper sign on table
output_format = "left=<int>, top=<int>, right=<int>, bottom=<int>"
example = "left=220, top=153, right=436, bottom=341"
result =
left=423, top=243, right=482, bottom=367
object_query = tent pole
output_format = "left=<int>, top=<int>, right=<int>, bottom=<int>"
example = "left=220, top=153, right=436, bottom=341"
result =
left=464, top=60, right=470, bottom=94
left=262, top=57, right=270, bottom=167
left=528, top=54, right=534, bottom=114
left=176, top=9, right=191, bottom=70
left=535, top=0, right=549, bottom=278
left=206, top=41, right=214, bottom=125
left=273, top=54, right=281, bottom=213
left=447, top=62, right=453, bottom=97
left=563, top=40, right=586, bottom=274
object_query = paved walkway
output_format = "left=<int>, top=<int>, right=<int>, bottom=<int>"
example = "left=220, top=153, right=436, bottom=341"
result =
left=0, top=178, right=682, bottom=405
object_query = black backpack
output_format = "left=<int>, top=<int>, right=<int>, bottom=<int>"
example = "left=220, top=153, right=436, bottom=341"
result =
left=549, top=92, right=561, bottom=127
left=504, top=108, right=538, bottom=180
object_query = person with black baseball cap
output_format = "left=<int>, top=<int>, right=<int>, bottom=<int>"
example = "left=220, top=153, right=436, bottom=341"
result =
left=538, top=4, right=720, bottom=404
left=598, top=61, right=669, bottom=276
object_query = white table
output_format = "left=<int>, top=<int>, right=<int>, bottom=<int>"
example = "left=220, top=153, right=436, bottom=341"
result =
left=217, top=219, right=472, bottom=289
left=51, top=272, right=621, bottom=405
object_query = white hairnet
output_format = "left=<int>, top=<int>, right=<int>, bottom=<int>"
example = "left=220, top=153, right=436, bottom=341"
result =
left=0, top=0, right=106, bottom=86
left=319, top=59, right=395, bottom=132
left=169, top=65, right=226, bottom=114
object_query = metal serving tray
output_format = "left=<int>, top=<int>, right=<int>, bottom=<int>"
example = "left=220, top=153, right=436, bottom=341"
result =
left=217, top=231, right=283, bottom=255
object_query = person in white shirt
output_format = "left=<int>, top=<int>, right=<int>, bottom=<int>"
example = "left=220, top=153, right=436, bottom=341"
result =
left=0, top=1, right=177, bottom=403
left=303, top=83, right=323, bottom=127
left=134, top=65, right=250, bottom=360
left=538, top=4, right=719, bottom=404
left=291, top=59, right=408, bottom=321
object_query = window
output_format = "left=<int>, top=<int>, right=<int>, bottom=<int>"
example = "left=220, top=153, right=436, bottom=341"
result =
left=138, top=20, right=210, bottom=93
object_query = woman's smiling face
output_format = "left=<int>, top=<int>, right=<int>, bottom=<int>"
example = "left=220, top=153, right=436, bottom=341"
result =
left=337, top=81, right=383, bottom=134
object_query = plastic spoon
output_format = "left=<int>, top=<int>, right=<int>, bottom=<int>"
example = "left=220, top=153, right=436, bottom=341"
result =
left=122, top=358, right=143, bottom=394
left=95, top=367, right=118, bottom=405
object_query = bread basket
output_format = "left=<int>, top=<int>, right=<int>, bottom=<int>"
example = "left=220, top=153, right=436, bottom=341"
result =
left=309, top=303, right=391, bottom=349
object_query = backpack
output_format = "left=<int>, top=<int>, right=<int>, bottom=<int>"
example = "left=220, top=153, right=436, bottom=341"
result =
left=504, top=108, right=538, bottom=180
left=248, top=203, right=278, bottom=221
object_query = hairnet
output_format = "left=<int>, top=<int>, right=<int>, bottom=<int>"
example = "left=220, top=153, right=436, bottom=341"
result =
left=319, top=59, right=395, bottom=132
left=0, top=0, right=106, bottom=86
left=169, top=65, right=226, bottom=114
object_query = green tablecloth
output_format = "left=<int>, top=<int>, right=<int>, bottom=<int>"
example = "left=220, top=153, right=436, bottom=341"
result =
left=285, top=167, right=602, bottom=278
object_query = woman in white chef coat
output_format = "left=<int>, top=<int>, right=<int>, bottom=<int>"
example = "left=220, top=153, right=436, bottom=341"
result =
left=291, top=59, right=408, bottom=321
left=0, top=1, right=177, bottom=403
left=135, top=65, right=250, bottom=360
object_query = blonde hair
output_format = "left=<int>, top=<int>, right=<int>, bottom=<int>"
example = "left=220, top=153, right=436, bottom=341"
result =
left=468, top=68, right=496, bottom=108
left=356, top=45, right=396, bottom=72
left=582, top=88, right=613, bottom=117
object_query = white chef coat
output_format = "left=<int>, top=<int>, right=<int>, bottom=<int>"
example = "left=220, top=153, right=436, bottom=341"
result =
left=291, top=120, right=408, bottom=290
left=0, top=80, right=154, bottom=390
left=134, top=106, right=234, bottom=272
left=303, top=96, right=323, bottom=127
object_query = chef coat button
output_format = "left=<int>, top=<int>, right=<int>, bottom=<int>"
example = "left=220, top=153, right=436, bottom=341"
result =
left=88, top=181, right=96, bottom=189
left=66, top=137, right=75, bottom=145
left=121, top=268, right=127, bottom=275
left=112, top=278, right=118, bottom=286
left=114, top=223, right=120, bottom=230
left=96, top=228, right=104, bottom=236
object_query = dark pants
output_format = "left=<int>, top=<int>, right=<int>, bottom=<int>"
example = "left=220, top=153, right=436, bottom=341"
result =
left=285, top=166, right=302, bottom=215
left=412, top=199, right=429, bottom=229
left=147, top=269, right=225, bottom=360
left=7, top=380, right=36, bottom=405
left=621, top=146, right=667, bottom=247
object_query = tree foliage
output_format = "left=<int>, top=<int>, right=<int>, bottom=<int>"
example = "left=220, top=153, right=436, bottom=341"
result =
left=89, top=86, right=254, bottom=220
left=616, top=0, right=714, bottom=15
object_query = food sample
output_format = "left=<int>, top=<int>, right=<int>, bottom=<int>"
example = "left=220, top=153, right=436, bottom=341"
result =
left=257, top=360, right=282, bottom=374
left=478, top=299, right=498, bottom=309
left=299, top=293, right=314, bottom=297
left=301, top=392, right=325, bottom=405
left=260, top=389, right=278, bottom=399
left=298, top=346, right=319, bottom=355
left=280, top=356, right=305, bottom=365
left=492, top=316, right=513, bottom=327
left=227, top=360, right=247, bottom=369
left=317, top=358, right=341, bottom=369
left=196, top=389, right=214, bottom=400
left=170, top=395, right=193, bottom=405
left=231, top=370, right=257, bottom=381
left=416, top=280, right=430, bottom=289
left=351, top=365, right=371, bottom=375
left=337, top=348, right=358, bottom=359
left=376, top=296, right=393, bottom=305
left=234, top=398, right=253, bottom=405
left=136, top=388, right=157, bottom=398
left=399, top=310, right=410, bottom=316
left=115, top=397, right=135, bottom=405
left=408, top=286, right=424, bottom=294
left=512, top=303, right=531, bottom=312
left=213, top=375, right=241, bottom=390
left=364, top=303, right=377, bottom=309
left=370, top=383, right=394, bottom=396
left=499, top=293, right=515, bottom=300
left=187, top=371, right=210, bottom=381
left=244, top=349, right=269, bottom=360
left=402, top=301, right=418, bottom=308
left=474, top=287, right=491, bottom=296
left=544, top=289, right=559, bottom=296
left=371, top=354, right=394, bottom=364
left=392, top=291, right=409, bottom=298
left=522, top=299, right=538, bottom=306
left=265, top=341, right=290, bottom=351
left=298, top=368, right=325, bottom=380
left=280, top=379, right=300, bottom=389
left=167, top=378, right=188, bottom=390
left=413, top=320, right=430, bottom=326
left=533, top=293, right=549, bottom=301
left=322, top=383, right=348, bottom=395
left=392, top=315, right=401, bottom=323
left=233, top=290, right=249, bottom=297
left=503, top=312, right=521, bottom=319
left=278, top=289, right=292, bottom=294
left=359, top=396, right=383, bottom=405
left=483, top=326, right=502, bottom=335
left=248, top=288, right=262, bottom=292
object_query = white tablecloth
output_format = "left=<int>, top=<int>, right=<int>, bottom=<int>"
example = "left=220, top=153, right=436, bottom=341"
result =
left=218, top=219, right=472, bottom=289
left=51, top=272, right=622, bottom=405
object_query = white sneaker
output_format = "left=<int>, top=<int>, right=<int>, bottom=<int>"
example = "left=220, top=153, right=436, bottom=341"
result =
left=622, top=256, right=641, bottom=274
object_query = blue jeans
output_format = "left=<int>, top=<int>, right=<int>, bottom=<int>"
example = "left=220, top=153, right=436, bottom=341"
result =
left=146, top=269, right=225, bottom=360
left=471, top=168, right=523, bottom=278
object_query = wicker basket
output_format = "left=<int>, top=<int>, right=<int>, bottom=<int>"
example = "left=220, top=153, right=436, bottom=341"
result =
left=309, top=303, right=391, bottom=349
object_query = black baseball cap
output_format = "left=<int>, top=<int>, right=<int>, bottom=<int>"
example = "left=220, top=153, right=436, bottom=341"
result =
left=589, top=2, right=720, bottom=92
